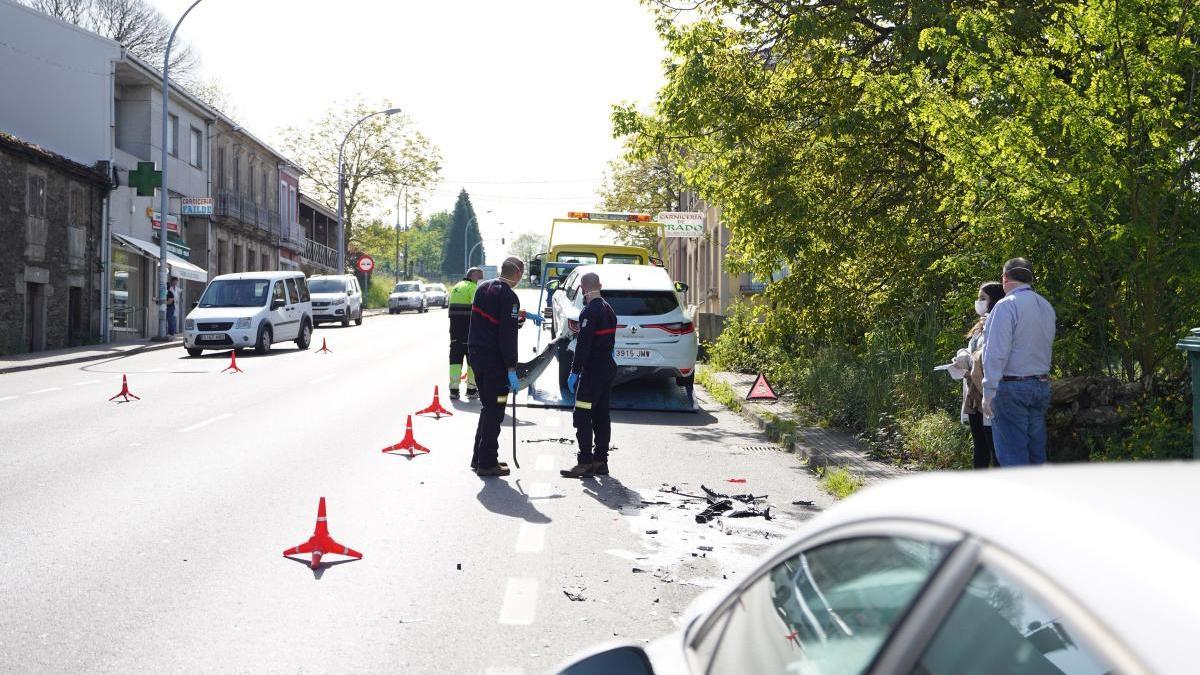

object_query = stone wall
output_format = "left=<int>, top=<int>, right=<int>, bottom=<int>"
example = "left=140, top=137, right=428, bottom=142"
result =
left=1047, top=376, right=1143, bottom=462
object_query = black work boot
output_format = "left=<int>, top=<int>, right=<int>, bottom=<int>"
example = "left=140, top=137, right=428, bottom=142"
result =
left=449, top=388, right=460, bottom=400
left=470, top=461, right=508, bottom=471
left=592, top=461, right=609, bottom=476
left=475, top=464, right=511, bottom=477
left=466, top=387, right=478, bottom=398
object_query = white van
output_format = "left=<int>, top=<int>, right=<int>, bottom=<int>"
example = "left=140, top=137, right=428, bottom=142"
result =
left=307, top=274, right=364, bottom=327
left=183, top=271, right=314, bottom=356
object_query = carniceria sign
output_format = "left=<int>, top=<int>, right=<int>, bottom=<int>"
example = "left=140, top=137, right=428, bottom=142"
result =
left=657, top=211, right=705, bottom=238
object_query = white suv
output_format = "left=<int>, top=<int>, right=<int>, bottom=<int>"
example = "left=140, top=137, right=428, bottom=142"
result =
left=183, top=271, right=314, bottom=356
left=308, top=274, right=363, bottom=327
left=550, top=264, right=697, bottom=389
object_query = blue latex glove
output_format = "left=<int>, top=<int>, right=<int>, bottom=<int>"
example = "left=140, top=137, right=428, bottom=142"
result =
left=525, top=312, right=544, bottom=326
left=567, top=372, right=579, bottom=394
left=507, top=371, right=521, bottom=392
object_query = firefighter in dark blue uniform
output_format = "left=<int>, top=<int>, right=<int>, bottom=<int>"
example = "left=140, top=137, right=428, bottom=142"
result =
left=560, top=272, right=618, bottom=478
left=467, top=257, right=541, bottom=476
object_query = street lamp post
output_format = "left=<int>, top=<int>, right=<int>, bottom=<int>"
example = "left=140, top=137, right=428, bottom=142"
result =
left=337, top=107, right=402, bottom=273
left=155, top=0, right=204, bottom=341
left=392, top=185, right=410, bottom=282
left=463, top=209, right=493, bottom=273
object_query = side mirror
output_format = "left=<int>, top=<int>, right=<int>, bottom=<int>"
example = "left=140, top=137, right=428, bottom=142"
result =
left=271, top=298, right=286, bottom=310
left=674, top=281, right=689, bottom=293
left=556, top=645, right=655, bottom=675
left=347, top=289, right=353, bottom=295
left=545, top=279, right=560, bottom=292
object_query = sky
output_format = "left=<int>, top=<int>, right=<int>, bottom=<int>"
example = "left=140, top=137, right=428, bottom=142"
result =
left=149, top=0, right=670, bottom=263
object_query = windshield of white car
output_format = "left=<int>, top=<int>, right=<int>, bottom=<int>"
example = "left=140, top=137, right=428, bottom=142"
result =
left=394, top=283, right=420, bottom=293
left=198, top=279, right=271, bottom=308
left=308, top=279, right=347, bottom=293
left=601, top=290, right=679, bottom=316
left=428, top=285, right=445, bottom=292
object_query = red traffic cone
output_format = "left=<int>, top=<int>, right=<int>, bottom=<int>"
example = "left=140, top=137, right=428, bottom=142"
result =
left=381, top=415, right=430, bottom=457
left=316, top=337, right=332, bottom=354
left=221, top=350, right=244, bottom=374
left=108, top=374, right=140, bottom=402
left=282, top=497, right=363, bottom=569
left=415, top=386, right=453, bottom=419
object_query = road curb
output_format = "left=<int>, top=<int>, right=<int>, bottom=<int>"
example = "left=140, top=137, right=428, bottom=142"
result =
left=0, top=340, right=182, bottom=376
left=697, top=367, right=907, bottom=486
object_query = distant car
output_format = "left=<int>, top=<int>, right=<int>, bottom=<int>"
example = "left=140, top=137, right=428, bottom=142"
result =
left=307, top=274, right=363, bottom=327
left=557, top=463, right=1200, bottom=675
left=424, top=283, right=448, bottom=308
left=388, top=281, right=427, bottom=313
left=183, top=271, right=313, bottom=356
left=550, top=264, right=696, bottom=390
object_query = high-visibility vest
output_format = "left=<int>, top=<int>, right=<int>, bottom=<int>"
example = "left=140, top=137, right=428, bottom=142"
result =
left=448, top=279, right=477, bottom=318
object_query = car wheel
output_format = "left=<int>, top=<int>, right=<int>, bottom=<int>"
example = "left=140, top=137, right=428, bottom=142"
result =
left=557, top=348, right=574, bottom=391
left=255, top=324, right=272, bottom=355
left=354, top=308, right=363, bottom=326
left=186, top=347, right=203, bottom=357
left=341, top=311, right=350, bottom=327
left=550, top=316, right=558, bottom=339
left=295, top=320, right=312, bottom=350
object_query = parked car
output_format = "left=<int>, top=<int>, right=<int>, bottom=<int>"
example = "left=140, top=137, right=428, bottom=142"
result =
left=549, top=264, right=696, bottom=389
left=424, top=282, right=448, bottom=308
left=556, top=463, right=1200, bottom=675
left=307, top=274, right=363, bottom=327
left=183, top=271, right=313, bottom=356
left=388, top=281, right=427, bottom=313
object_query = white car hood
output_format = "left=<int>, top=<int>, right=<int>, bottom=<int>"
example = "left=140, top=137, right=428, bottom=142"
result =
left=186, top=305, right=264, bottom=321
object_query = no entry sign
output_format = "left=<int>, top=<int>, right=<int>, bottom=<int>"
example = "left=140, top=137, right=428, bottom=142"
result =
left=356, top=255, right=375, bottom=274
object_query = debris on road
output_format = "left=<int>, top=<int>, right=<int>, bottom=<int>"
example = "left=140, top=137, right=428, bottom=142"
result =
left=563, top=587, right=587, bottom=602
left=792, top=499, right=815, bottom=506
left=698, top=545, right=713, bottom=552
left=645, top=529, right=658, bottom=535
left=523, top=437, right=575, bottom=444
left=726, top=478, right=747, bottom=484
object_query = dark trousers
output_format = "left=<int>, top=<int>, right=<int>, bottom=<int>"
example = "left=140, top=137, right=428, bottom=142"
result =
left=449, top=316, right=469, bottom=365
left=966, top=412, right=998, bottom=469
left=166, top=304, right=176, bottom=335
left=469, top=351, right=509, bottom=469
left=573, top=372, right=613, bottom=464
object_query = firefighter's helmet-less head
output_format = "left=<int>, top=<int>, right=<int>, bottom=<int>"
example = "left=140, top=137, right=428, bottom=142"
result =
left=465, top=267, right=484, bottom=281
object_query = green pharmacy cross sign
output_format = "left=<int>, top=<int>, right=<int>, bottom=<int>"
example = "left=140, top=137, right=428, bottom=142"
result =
left=128, top=162, right=162, bottom=197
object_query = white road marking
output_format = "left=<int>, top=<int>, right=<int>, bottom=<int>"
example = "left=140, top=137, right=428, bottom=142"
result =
left=309, top=374, right=336, bottom=385
left=497, top=578, right=538, bottom=625
left=31, top=387, right=61, bottom=395
left=483, top=668, right=525, bottom=675
left=144, top=368, right=161, bottom=373
left=514, top=522, right=546, bottom=553
left=0, top=395, right=17, bottom=402
left=181, top=413, right=233, bottom=433
left=534, top=455, right=555, bottom=472
left=74, top=380, right=100, bottom=387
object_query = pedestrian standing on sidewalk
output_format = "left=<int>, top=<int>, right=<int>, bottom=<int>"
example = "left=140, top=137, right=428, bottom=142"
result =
left=951, top=282, right=1005, bottom=468
left=467, top=257, right=542, bottom=476
left=447, top=267, right=483, bottom=400
left=561, top=272, right=618, bottom=479
left=166, top=277, right=179, bottom=337
left=982, top=258, right=1057, bottom=466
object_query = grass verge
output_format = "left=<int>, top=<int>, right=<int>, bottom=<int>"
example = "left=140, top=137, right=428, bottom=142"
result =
left=817, top=467, right=865, bottom=499
left=696, top=366, right=742, bottom=413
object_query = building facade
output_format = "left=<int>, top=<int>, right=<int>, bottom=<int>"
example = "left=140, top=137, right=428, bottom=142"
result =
left=0, top=132, right=109, bottom=355
left=297, top=194, right=339, bottom=276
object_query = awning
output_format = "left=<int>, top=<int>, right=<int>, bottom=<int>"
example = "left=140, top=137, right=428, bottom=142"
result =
left=113, top=233, right=208, bottom=283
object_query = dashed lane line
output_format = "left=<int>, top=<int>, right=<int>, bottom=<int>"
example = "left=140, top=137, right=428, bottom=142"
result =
left=30, top=387, right=61, bottom=395
left=308, top=374, right=336, bottom=385
left=0, top=395, right=16, bottom=402
left=497, top=578, right=538, bottom=626
left=483, top=668, right=525, bottom=675
left=73, top=380, right=100, bottom=387
left=514, top=522, right=546, bottom=553
left=181, top=413, right=233, bottom=433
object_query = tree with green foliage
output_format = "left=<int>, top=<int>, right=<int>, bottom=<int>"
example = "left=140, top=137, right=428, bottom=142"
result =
left=597, top=143, right=682, bottom=250
left=509, top=232, right=547, bottom=266
left=442, top=190, right=485, bottom=276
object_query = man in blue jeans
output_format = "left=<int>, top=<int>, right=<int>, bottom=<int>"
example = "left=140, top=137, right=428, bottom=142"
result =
left=982, top=258, right=1057, bottom=465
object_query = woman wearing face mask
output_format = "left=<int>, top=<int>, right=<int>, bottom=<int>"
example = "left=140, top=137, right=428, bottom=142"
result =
left=947, top=282, right=1005, bottom=468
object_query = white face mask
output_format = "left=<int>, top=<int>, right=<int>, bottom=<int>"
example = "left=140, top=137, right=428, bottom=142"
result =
left=975, top=300, right=990, bottom=316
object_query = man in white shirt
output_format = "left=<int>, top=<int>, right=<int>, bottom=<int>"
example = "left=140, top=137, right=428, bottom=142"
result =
left=982, top=258, right=1057, bottom=465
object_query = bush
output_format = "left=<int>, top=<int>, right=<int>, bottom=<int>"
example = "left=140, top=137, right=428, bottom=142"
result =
left=1093, top=382, right=1193, bottom=461
left=366, top=276, right=394, bottom=309
left=819, top=467, right=865, bottom=499
left=900, top=410, right=972, bottom=470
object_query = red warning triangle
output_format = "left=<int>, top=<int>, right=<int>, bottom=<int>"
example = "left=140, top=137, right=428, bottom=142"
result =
left=745, top=373, right=778, bottom=402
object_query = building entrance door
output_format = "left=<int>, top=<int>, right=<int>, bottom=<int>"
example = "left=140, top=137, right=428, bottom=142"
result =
left=25, top=282, right=46, bottom=352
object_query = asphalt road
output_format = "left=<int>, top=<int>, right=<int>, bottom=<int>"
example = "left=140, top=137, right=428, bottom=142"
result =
left=0, top=290, right=832, bottom=674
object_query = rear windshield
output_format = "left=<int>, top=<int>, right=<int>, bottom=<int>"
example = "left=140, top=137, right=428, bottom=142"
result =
left=394, top=283, right=420, bottom=293
left=556, top=252, right=598, bottom=265
left=199, top=279, right=270, bottom=308
left=429, top=284, right=446, bottom=292
left=308, top=279, right=346, bottom=293
left=601, top=290, right=679, bottom=316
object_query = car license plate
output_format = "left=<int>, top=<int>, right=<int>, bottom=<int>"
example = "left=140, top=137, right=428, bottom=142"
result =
left=615, top=349, right=652, bottom=361
left=199, top=334, right=225, bottom=342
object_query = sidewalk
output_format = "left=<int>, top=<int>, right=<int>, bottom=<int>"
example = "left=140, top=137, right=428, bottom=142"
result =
left=699, top=368, right=907, bottom=486
left=1, top=309, right=393, bottom=375
left=0, top=337, right=183, bottom=375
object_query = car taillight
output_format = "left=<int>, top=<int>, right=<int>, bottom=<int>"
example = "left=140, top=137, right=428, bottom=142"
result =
left=644, top=321, right=694, bottom=335
left=568, top=319, right=580, bottom=333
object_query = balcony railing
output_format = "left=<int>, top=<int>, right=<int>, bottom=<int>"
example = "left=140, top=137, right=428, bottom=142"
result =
left=280, top=223, right=307, bottom=253
left=304, top=239, right=338, bottom=271
left=216, top=189, right=241, bottom=220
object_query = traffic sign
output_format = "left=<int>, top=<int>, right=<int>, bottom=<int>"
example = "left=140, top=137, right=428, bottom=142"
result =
left=356, top=255, right=375, bottom=273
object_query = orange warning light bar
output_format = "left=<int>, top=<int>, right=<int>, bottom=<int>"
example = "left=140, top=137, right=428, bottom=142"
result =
left=566, top=211, right=652, bottom=223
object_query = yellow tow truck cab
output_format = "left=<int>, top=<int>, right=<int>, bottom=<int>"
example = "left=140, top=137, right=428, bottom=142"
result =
left=529, top=211, right=665, bottom=284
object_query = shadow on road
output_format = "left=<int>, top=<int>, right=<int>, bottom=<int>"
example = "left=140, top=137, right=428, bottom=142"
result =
left=580, top=474, right=645, bottom=515
left=476, top=479, right=552, bottom=523
left=283, top=555, right=360, bottom=580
